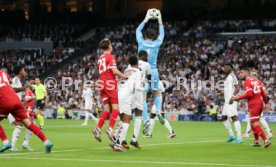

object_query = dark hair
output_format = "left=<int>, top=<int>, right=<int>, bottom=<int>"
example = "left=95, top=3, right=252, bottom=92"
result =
left=99, top=38, right=111, bottom=50
left=224, top=63, right=233, bottom=68
left=138, top=50, right=148, bottom=58
left=145, top=28, right=155, bottom=39
left=240, top=65, right=250, bottom=71
left=13, top=65, right=24, bottom=75
left=128, top=56, right=138, bottom=66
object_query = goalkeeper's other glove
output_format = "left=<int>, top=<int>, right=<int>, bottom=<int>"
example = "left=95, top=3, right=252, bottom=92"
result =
left=157, top=10, right=162, bottom=25
left=144, top=9, right=152, bottom=23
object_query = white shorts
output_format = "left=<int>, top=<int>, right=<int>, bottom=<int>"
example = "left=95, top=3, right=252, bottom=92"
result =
left=118, top=89, right=132, bottom=116
left=131, top=90, right=143, bottom=111
left=84, top=102, right=93, bottom=111
left=222, top=102, right=238, bottom=117
left=8, top=114, right=16, bottom=124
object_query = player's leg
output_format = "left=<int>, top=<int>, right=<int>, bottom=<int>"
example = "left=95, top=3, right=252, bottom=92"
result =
left=82, top=110, right=89, bottom=126
left=146, top=112, right=156, bottom=138
left=131, top=108, right=142, bottom=149
left=162, top=113, right=176, bottom=138
left=250, top=108, right=271, bottom=148
left=0, top=125, right=11, bottom=153
left=231, top=116, right=243, bottom=143
left=142, top=84, right=149, bottom=123
left=151, top=69, right=163, bottom=123
left=221, top=107, right=235, bottom=142
left=117, top=113, right=131, bottom=149
left=243, top=113, right=251, bottom=138
left=260, top=115, right=273, bottom=139
left=13, top=105, right=53, bottom=153
left=36, top=100, right=45, bottom=129
left=8, top=114, right=23, bottom=151
left=22, top=129, right=33, bottom=150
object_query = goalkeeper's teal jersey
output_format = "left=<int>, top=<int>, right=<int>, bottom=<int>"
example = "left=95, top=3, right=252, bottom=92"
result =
left=136, top=22, right=164, bottom=69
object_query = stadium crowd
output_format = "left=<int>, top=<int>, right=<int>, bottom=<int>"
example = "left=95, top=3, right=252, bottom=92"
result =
left=45, top=21, right=276, bottom=116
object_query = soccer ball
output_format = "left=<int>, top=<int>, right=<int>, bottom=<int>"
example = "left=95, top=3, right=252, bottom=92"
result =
left=149, top=8, right=159, bottom=19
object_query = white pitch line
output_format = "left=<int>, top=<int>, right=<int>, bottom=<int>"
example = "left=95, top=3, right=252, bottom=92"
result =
left=0, top=156, right=275, bottom=167
left=0, top=139, right=224, bottom=157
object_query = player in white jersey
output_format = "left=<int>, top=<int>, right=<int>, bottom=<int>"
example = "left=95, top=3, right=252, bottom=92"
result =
left=222, top=63, right=243, bottom=143
left=111, top=56, right=143, bottom=152
left=243, top=69, right=273, bottom=139
left=8, top=66, right=34, bottom=151
left=81, top=83, right=98, bottom=126
left=144, top=80, right=176, bottom=138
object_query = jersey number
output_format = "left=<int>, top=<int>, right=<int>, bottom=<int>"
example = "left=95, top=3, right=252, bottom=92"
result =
left=98, top=58, right=107, bottom=74
left=252, top=81, right=261, bottom=94
left=0, top=72, right=9, bottom=87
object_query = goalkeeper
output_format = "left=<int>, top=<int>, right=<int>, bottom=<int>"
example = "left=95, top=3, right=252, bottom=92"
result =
left=136, top=9, right=165, bottom=126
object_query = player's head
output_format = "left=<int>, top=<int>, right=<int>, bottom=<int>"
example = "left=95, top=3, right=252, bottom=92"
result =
left=13, top=65, right=27, bottom=78
left=250, top=69, right=259, bottom=79
left=138, top=50, right=148, bottom=61
left=145, top=28, right=155, bottom=41
left=128, top=56, right=138, bottom=67
left=99, top=38, right=112, bottom=52
left=239, top=66, right=250, bottom=80
left=223, top=63, right=233, bottom=74
left=35, top=77, right=41, bottom=85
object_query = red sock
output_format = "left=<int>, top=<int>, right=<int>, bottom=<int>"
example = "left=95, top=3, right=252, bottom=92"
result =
left=97, top=111, right=110, bottom=129
left=27, top=123, right=47, bottom=142
left=251, top=125, right=259, bottom=142
left=109, top=109, right=119, bottom=129
left=254, top=125, right=267, bottom=142
left=0, top=125, right=8, bottom=141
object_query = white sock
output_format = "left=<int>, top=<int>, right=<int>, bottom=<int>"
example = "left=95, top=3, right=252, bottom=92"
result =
left=114, top=121, right=123, bottom=139
left=233, top=121, right=242, bottom=139
left=11, top=125, right=22, bottom=148
left=164, top=119, right=173, bottom=134
left=119, top=123, right=129, bottom=144
left=148, top=119, right=155, bottom=135
left=245, top=117, right=251, bottom=135
left=22, top=130, right=32, bottom=146
left=43, top=140, right=49, bottom=145
left=223, top=120, right=234, bottom=136
left=260, top=117, right=271, bottom=135
left=84, top=112, right=89, bottom=123
left=132, top=117, right=142, bottom=142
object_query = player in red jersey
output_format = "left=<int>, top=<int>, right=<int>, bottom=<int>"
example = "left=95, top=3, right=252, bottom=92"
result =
left=229, top=66, right=271, bottom=148
left=21, top=87, right=36, bottom=150
left=92, top=38, right=128, bottom=142
left=0, top=70, right=53, bottom=153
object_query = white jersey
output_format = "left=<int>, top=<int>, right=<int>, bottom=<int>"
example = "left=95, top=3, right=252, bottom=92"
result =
left=128, top=60, right=151, bottom=90
left=82, top=87, right=93, bottom=103
left=119, top=66, right=142, bottom=115
left=12, top=76, right=23, bottom=100
left=224, top=72, right=238, bottom=102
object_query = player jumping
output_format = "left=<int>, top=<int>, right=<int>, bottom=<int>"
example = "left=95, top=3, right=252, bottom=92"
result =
left=92, top=38, right=128, bottom=142
left=230, top=66, right=271, bottom=148
left=136, top=9, right=165, bottom=129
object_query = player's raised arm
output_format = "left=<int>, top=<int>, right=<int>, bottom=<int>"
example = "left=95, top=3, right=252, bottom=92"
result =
left=136, top=9, right=151, bottom=43
left=155, top=10, right=165, bottom=46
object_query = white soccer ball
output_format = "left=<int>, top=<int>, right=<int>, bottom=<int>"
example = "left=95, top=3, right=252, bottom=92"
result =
left=149, top=8, right=159, bottom=19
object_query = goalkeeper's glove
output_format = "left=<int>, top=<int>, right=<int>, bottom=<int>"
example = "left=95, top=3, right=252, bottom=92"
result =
left=157, top=10, right=162, bottom=25
left=144, top=9, right=152, bottom=23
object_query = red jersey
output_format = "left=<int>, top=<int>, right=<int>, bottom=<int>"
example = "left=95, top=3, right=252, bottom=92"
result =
left=0, top=70, right=13, bottom=94
left=241, top=77, right=268, bottom=108
left=97, top=52, right=117, bottom=82
left=25, top=90, right=35, bottom=108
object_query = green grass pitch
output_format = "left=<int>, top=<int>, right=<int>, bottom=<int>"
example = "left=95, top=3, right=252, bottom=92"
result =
left=0, top=120, right=275, bottom=167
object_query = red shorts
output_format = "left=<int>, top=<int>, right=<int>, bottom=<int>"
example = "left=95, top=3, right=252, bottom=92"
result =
left=98, top=80, right=118, bottom=105
left=248, top=105, right=263, bottom=123
left=0, top=93, right=28, bottom=122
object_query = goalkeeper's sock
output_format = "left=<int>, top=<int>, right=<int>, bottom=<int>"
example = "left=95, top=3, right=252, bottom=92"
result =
left=37, top=114, right=45, bottom=127
left=154, top=96, right=162, bottom=112
left=142, top=100, right=148, bottom=122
